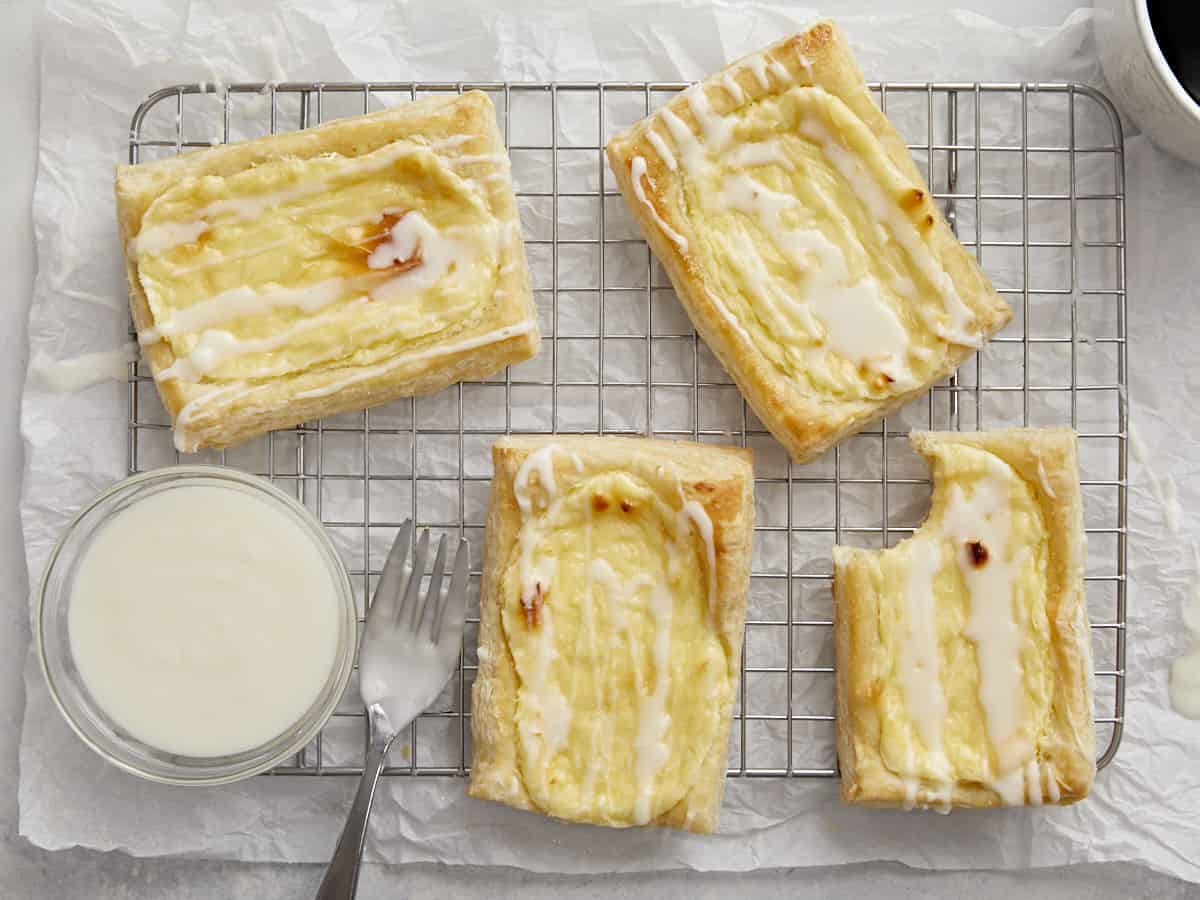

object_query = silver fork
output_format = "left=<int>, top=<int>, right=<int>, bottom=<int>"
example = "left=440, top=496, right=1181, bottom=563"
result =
left=315, top=520, right=469, bottom=900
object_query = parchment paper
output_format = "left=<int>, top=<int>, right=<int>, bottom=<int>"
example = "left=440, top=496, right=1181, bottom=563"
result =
left=19, top=0, right=1200, bottom=881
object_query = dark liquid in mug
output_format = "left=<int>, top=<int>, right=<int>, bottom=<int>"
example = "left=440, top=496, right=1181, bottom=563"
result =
left=1147, top=2, right=1200, bottom=105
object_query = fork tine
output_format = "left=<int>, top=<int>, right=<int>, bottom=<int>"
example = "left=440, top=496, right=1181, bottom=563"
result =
left=432, top=537, right=469, bottom=645
left=368, top=519, right=412, bottom=624
left=396, top=528, right=430, bottom=628
left=413, top=533, right=448, bottom=636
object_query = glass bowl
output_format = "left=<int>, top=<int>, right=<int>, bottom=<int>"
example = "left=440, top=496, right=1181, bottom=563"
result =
left=36, top=466, right=357, bottom=786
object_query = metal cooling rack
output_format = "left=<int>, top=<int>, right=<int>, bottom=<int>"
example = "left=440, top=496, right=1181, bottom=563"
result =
left=126, top=79, right=1128, bottom=780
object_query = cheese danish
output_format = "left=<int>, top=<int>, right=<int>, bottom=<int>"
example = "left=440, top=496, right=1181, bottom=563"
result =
left=833, top=428, right=1094, bottom=809
left=468, top=435, right=754, bottom=832
left=606, top=22, right=1011, bottom=462
left=116, top=90, right=538, bottom=452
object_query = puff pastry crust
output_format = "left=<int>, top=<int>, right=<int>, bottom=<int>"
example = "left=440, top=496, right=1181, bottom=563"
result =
left=468, top=435, right=754, bottom=833
left=116, top=91, right=538, bottom=452
left=605, top=22, right=1011, bottom=462
left=833, top=428, right=1094, bottom=809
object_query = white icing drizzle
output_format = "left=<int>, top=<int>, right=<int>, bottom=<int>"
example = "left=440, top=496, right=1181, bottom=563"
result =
left=1044, top=762, right=1061, bottom=802
left=990, top=767, right=1026, bottom=806
left=30, top=343, right=139, bottom=393
left=449, top=153, right=510, bottom=168
left=579, top=492, right=606, bottom=805
left=633, top=581, right=674, bottom=826
left=157, top=323, right=302, bottom=382
left=899, top=538, right=948, bottom=756
left=983, top=761, right=1059, bottom=806
left=720, top=71, right=745, bottom=104
left=589, top=558, right=673, bottom=825
left=134, top=220, right=209, bottom=256
left=679, top=500, right=717, bottom=618
left=1035, top=454, right=1057, bottom=498
left=798, top=115, right=980, bottom=348
left=513, top=444, right=564, bottom=624
left=510, top=444, right=573, bottom=783
left=514, top=443, right=560, bottom=517
left=933, top=781, right=953, bottom=814
left=717, top=173, right=915, bottom=387
left=683, top=86, right=733, bottom=154
left=703, top=286, right=755, bottom=345
left=173, top=381, right=248, bottom=452
left=659, top=107, right=708, bottom=178
left=293, top=320, right=534, bottom=400
left=136, top=140, right=432, bottom=256
left=368, top=212, right=497, bottom=300
left=629, top=157, right=688, bottom=253
left=145, top=207, right=490, bottom=337
left=140, top=277, right=354, bottom=345
left=1025, top=759, right=1044, bottom=806
left=768, top=60, right=790, bottom=82
left=517, top=603, right=572, bottom=768
left=796, top=51, right=815, bottom=80
left=153, top=214, right=497, bottom=381
left=743, top=53, right=771, bottom=89
left=902, top=775, right=918, bottom=811
left=941, top=455, right=1031, bottom=785
left=429, top=133, right=476, bottom=150
left=644, top=129, right=677, bottom=172
left=726, top=140, right=795, bottom=170
left=894, top=538, right=956, bottom=811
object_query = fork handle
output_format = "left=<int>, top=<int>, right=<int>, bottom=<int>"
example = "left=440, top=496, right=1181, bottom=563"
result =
left=315, top=707, right=394, bottom=900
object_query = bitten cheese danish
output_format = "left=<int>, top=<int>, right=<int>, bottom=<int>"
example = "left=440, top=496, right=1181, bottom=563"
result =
left=606, top=22, right=1011, bottom=462
left=116, top=91, right=538, bottom=452
left=833, top=429, right=1094, bottom=810
left=468, top=435, right=754, bottom=833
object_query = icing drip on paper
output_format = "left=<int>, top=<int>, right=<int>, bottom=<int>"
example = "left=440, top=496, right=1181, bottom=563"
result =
left=1130, top=422, right=1200, bottom=719
left=31, top=343, right=139, bottom=393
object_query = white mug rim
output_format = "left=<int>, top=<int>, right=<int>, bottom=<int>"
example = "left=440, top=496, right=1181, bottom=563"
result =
left=1133, top=0, right=1200, bottom=127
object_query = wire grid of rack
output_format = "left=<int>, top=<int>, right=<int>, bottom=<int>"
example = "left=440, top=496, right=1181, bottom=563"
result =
left=126, top=79, right=1127, bottom=780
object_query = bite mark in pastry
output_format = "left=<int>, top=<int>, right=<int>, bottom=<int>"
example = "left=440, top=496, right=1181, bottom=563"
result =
left=605, top=22, right=1012, bottom=462
left=468, top=435, right=754, bottom=832
left=116, top=91, right=538, bottom=452
left=833, top=428, right=1094, bottom=809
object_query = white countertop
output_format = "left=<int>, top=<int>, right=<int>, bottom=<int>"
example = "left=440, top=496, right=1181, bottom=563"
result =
left=0, top=0, right=1192, bottom=895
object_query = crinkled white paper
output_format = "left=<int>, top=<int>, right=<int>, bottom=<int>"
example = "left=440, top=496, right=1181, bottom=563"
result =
left=19, top=0, right=1200, bottom=882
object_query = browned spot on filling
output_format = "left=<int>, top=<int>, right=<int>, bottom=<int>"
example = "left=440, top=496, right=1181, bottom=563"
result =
left=858, top=362, right=895, bottom=391
left=921, top=213, right=935, bottom=230
left=591, top=493, right=610, bottom=512
left=967, top=540, right=989, bottom=567
left=694, top=481, right=715, bottom=494
left=345, top=209, right=424, bottom=273
left=620, top=499, right=634, bottom=513
left=900, top=187, right=926, bottom=211
left=524, top=582, right=546, bottom=628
